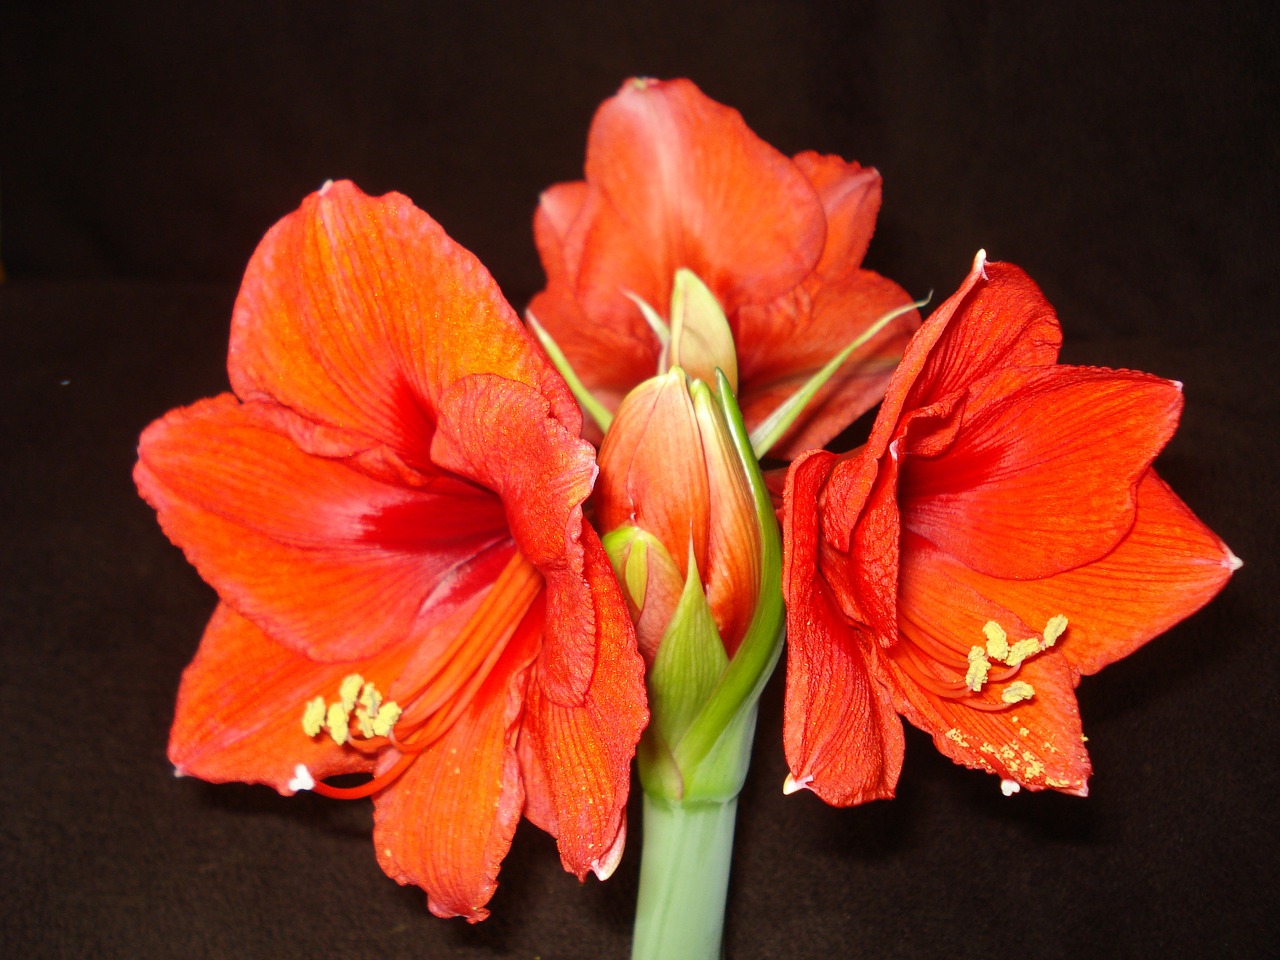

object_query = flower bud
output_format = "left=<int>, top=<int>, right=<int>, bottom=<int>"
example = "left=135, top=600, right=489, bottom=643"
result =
left=596, top=367, right=782, bottom=802
left=597, top=367, right=760, bottom=662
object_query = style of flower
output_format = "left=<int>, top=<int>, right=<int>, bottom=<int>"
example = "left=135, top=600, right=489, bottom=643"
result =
left=134, top=181, right=647, bottom=919
left=528, top=76, right=919, bottom=456
left=781, top=253, right=1239, bottom=804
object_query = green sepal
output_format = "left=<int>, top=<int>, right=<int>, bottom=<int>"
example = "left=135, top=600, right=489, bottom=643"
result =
left=526, top=310, right=615, bottom=435
left=648, top=551, right=730, bottom=750
left=624, top=290, right=672, bottom=348
left=669, top=269, right=738, bottom=393
left=666, top=370, right=784, bottom=794
left=748, top=293, right=932, bottom=458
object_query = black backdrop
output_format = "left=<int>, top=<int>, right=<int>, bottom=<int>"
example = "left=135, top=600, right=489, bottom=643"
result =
left=2, top=2, right=1276, bottom=958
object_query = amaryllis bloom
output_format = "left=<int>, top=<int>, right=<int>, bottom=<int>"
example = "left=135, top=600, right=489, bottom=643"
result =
left=529, top=77, right=919, bottom=456
left=782, top=253, right=1239, bottom=805
left=134, top=181, right=646, bottom=919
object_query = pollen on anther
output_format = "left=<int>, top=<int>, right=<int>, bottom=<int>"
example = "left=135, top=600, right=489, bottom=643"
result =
left=1043, top=615, right=1069, bottom=646
left=302, top=696, right=326, bottom=737
left=325, top=702, right=350, bottom=745
left=1002, top=681, right=1035, bottom=704
left=1005, top=637, right=1041, bottom=667
left=983, top=621, right=1010, bottom=661
left=965, top=646, right=991, bottom=691
left=339, top=674, right=364, bottom=712
left=371, top=702, right=402, bottom=738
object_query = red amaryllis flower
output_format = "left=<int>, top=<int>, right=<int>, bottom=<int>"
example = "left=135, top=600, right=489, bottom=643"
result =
left=529, top=77, right=918, bottom=456
left=782, top=253, right=1239, bottom=804
left=134, top=181, right=646, bottom=919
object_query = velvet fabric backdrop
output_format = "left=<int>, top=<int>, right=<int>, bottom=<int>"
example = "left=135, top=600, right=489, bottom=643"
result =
left=2, top=2, right=1275, bottom=957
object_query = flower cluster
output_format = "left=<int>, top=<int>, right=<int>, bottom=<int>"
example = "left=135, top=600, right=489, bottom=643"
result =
left=136, top=78, right=1236, bottom=930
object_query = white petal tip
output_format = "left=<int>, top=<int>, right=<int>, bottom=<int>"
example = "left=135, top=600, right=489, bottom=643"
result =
left=783, top=773, right=813, bottom=796
left=590, top=822, right=627, bottom=881
left=172, top=766, right=187, bottom=779
left=1172, top=380, right=1184, bottom=392
left=287, top=764, right=315, bottom=793
left=318, top=179, right=334, bottom=195
left=590, top=858, right=618, bottom=882
left=1000, top=779, right=1021, bottom=796
left=973, top=249, right=989, bottom=279
left=1226, top=551, right=1243, bottom=571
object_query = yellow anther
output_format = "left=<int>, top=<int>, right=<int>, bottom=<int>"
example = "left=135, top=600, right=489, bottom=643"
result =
left=1002, top=681, right=1035, bottom=704
left=372, top=702, right=402, bottom=738
left=984, top=623, right=1011, bottom=662
left=1043, top=614, right=1069, bottom=647
left=358, top=682, right=381, bottom=716
left=325, top=702, right=350, bottom=746
left=338, top=674, right=364, bottom=712
left=302, top=696, right=326, bottom=737
left=965, top=646, right=991, bottom=692
left=1005, top=637, right=1041, bottom=667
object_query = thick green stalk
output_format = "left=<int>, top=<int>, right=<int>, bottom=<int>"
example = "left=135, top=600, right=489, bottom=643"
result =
left=631, top=792, right=740, bottom=960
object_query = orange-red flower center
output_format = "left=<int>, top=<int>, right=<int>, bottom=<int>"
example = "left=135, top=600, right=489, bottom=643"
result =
left=305, top=551, right=544, bottom=799
left=888, top=614, right=1067, bottom=712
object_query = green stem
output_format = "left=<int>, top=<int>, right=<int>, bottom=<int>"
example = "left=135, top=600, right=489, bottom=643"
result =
left=631, top=793, right=739, bottom=960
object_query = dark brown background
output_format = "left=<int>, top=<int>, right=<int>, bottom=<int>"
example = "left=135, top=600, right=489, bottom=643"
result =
left=2, top=2, right=1276, bottom=957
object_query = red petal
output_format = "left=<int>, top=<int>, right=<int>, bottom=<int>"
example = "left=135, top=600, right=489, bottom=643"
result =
left=371, top=602, right=541, bottom=921
left=890, top=542, right=1092, bottom=793
left=229, top=180, right=579, bottom=463
left=532, top=180, right=591, bottom=290
left=921, top=471, right=1238, bottom=677
left=168, top=604, right=413, bottom=792
left=520, top=527, right=647, bottom=878
left=782, top=449, right=905, bottom=805
left=791, top=152, right=881, bottom=282
left=527, top=282, right=658, bottom=423
left=807, top=448, right=900, bottom=640
left=901, top=366, right=1183, bottom=578
left=576, top=78, right=825, bottom=337
left=736, top=269, right=919, bottom=457
left=904, top=260, right=1064, bottom=412
left=430, top=374, right=600, bottom=705
left=135, top=395, right=511, bottom=661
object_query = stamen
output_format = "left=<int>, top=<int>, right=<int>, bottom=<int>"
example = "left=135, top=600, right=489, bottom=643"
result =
left=892, top=643, right=973, bottom=697
left=371, top=702, right=401, bottom=738
left=303, top=551, right=544, bottom=800
left=339, top=674, right=363, bottom=712
left=393, top=552, right=542, bottom=738
left=1004, top=637, right=1042, bottom=668
left=983, top=621, right=1010, bottom=662
left=301, top=696, right=326, bottom=737
left=896, top=614, right=1068, bottom=710
left=1001, top=681, right=1035, bottom=704
left=965, top=647, right=991, bottom=692
left=325, top=702, right=349, bottom=745
left=300, top=673, right=401, bottom=748
left=1043, top=614, right=1069, bottom=646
